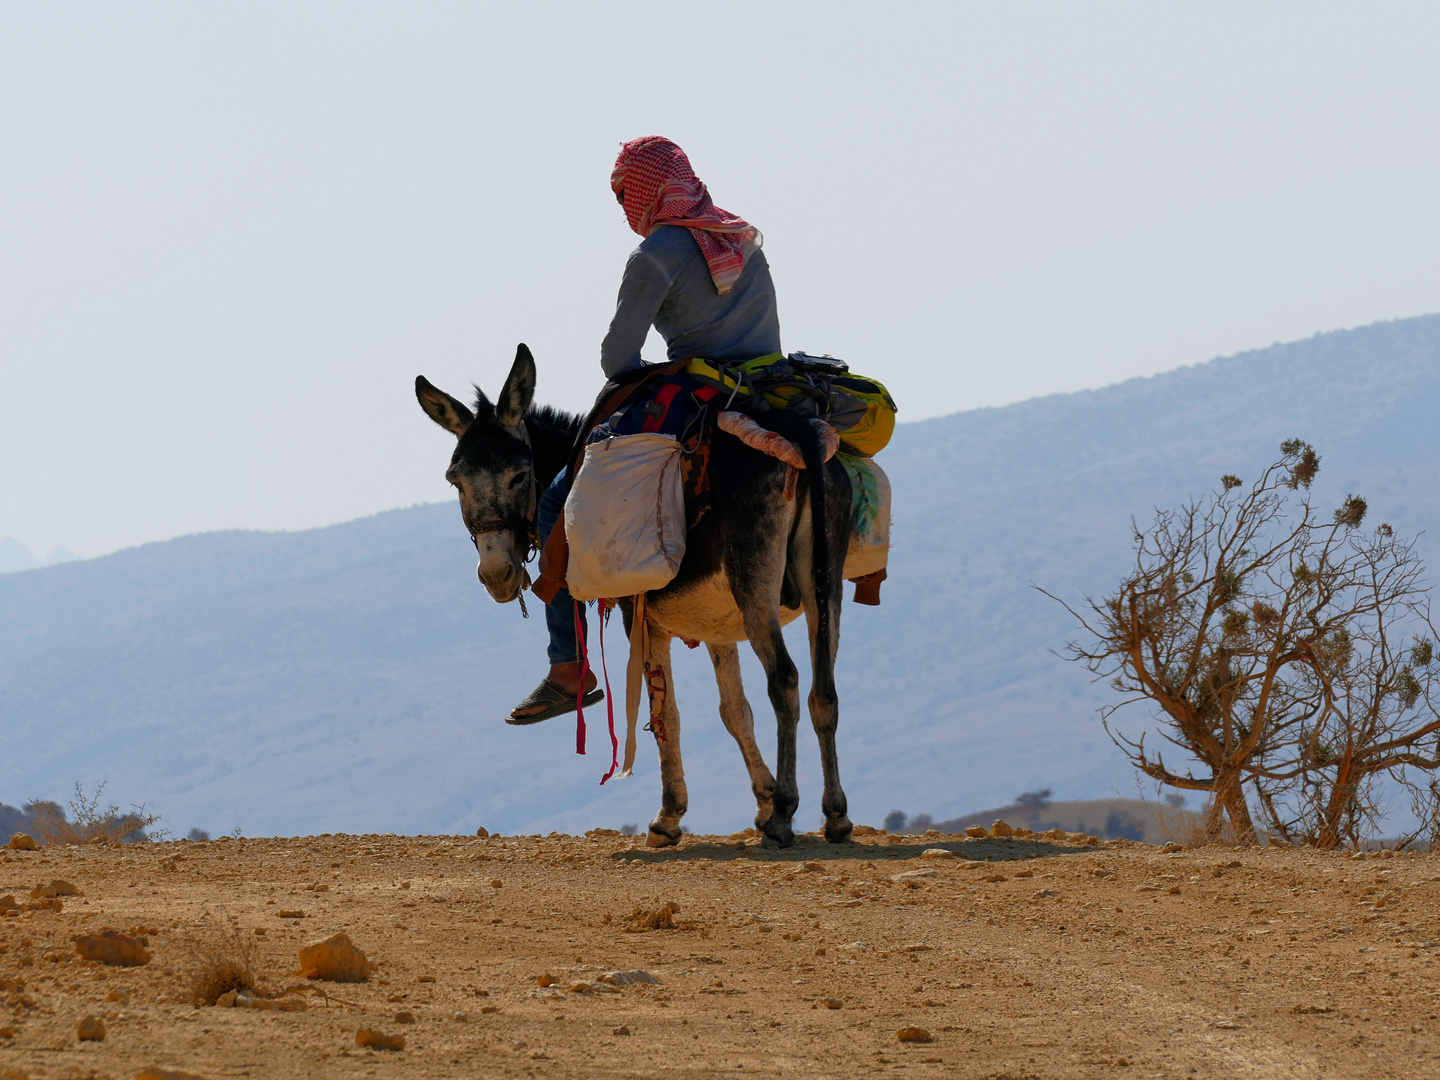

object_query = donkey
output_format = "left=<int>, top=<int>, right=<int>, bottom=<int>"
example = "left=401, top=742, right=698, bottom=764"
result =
left=415, top=344, right=857, bottom=848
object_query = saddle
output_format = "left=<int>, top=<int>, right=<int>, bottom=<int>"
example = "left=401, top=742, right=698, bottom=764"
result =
left=533, top=354, right=892, bottom=606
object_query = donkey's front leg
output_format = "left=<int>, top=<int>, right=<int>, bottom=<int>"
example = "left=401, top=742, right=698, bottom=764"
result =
left=644, top=630, right=688, bottom=848
left=707, top=643, right=778, bottom=835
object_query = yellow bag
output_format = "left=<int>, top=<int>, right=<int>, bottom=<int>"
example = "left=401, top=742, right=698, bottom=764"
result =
left=683, top=355, right=897, bottom=457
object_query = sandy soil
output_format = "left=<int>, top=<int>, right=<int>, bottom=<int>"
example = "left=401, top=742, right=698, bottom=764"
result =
left=1, top=829, right=1436, bottom=1079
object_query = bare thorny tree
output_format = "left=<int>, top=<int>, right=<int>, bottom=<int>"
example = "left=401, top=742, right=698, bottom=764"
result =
left=1045, top=440, right=1440, bottom=849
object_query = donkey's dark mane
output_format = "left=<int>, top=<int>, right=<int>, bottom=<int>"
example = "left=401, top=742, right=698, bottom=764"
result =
left=522, top=403, right=583, bottom=491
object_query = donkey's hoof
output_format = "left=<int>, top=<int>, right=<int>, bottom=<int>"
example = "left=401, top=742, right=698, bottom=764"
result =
left=760, top=821, right=795, bottom=849
left=646, top=823, right=682, bottom=848
left=824, top=817, right=854, bottom=844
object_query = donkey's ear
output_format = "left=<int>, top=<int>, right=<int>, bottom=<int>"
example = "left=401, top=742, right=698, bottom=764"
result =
left=495, top=344, right=537, bottom=429
left=415, top=375, right=474, bottom=437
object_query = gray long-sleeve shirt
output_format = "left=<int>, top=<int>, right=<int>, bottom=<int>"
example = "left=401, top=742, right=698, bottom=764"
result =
left=599, top=225, right=782, bottom=379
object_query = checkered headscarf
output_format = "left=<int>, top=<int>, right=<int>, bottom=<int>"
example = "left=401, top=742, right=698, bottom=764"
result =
left=610, top=136, right=760, bottom=295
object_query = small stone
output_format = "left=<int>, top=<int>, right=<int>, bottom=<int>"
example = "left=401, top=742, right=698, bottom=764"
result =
left=0, top=1026, right=15, bottom=1038
left=569, top=981, right=596, bottom=993
left=475, top=827, right=490, bottom=838
left=1117, top=1057, right=1130, bottom=1066
left=136, top=1068, right=210, bottom=1080
left=295, top=931, right=372, bottom=982
left=537, top=973, right=559, bottom=987
left=891, top=868, right=941, bottom=884
left=480, top=1005, right=500, bottom=1014
left=613, top=1024, right=632, bottom=1035
left=394, top=1011, right=415, bottom=1024
left=820, top=997, right=844, bottom=1009
left=920, top=848, right=955, bottom=859
left=6, top=833, right=38, bottom=851
left=106, top=988, right=131, bottom=1003
left=963, top=826, right=988, bottom=838
left=1160, top=841, right=1185, bottom=854
left=355, top=1028, right=405, bottom=1051
left=253, top=928, right=266, bottom=936
left=31, top=880, right=81, bottom=898
left=77, top=1015, right=106, bottom=1041
left=76, top=929, right=152, bottom=967
left=599, top=969, right=660, bottom=986
left=1035, top=888, right=1059, bottom=899
left=896, top=1026, right=933, bottom=1043
left=990, top=819, right=1014, bottom=838
left=215, top=990, right=239, bottom=1007
left=1212, top=1020, right=1239, bottom=1030
left=1013, top=827, right=1034, bottom=839
left=275, top=910, right=306, bottom=919
left=453, top=1012, right=469, bottom=1022
left=398, top=881, right=411, bottom=890
left=491, top=879, right=503, bottom=888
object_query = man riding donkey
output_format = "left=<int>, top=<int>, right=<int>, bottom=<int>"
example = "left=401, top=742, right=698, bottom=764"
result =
left=508, top=136, right=781, bottom=724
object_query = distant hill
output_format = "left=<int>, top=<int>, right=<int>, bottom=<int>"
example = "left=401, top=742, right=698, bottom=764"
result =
left=888, top=795, right=1203, bottom=845
left=3, top=314, right=1439, bottom=838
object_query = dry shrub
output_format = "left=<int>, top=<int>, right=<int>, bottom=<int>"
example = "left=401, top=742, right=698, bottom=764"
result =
left=28, top=782, right=166, bottom=845
left=187, top=924, right=264, bottom=1006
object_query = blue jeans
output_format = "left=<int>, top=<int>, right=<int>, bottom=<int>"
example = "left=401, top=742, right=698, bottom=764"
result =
left=537, top=468, right=587, bottom=664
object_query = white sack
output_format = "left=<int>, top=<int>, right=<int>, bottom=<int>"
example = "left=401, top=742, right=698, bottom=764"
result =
left=564, top=433, right=687, bottom=602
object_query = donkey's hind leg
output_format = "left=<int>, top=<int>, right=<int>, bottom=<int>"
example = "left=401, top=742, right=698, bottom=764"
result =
left=644, top=629, right=688, bottom=848
left=707, top=643, right=779, bottom=836
left=793, top=487, right=854, bottom=844
left=738, top=608, right=801, bottom=848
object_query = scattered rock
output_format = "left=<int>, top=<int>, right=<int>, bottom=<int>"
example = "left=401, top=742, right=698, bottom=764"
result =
left=30, top=880, right=80, bottom=899
left=490, top=879, right=503, bottom=889
left=0, top=1025, right=15, bottom=1038
left=613, top=1024, right=632, bottom=1035
left=106, top=989, right=130, bottom=1003
left=296, top=931, right=372, bottom=982
left=920, top=848, right=956, bottom=859
left=475, top=827, right=490, bottom=838
left=896, top=1026, right=933, bottom=1043
left=6, top=833, right=38, bottom=851
left=963, top=826, right=988, bottom=838
left=820, top=997, right=844, bottom=1009
left=599, top=969, right=660, bottom=986
left=536, top=973, right=560, bottom=987
left=903, top=943, right=934, bottom=952
left=990, top=819, right=1014, bottom=838
left=1159, top=841, right=1185, bottom=854
left=0, top=895, right=19, bottom=913
left=394, top=1011, right=415, bottom=1024
left=892, top=868, right=941, bottom=884
left=355, top=1028, right=405, bottom=1051
left=1035, top=888, right=1059, bottom=899
left=480, top=1005, right=500, bottom=1014
left=1013, top=827, right=1035, bottom=839
left=75, top=930, right=151, bottom=967
left=569, top=981, right=595, bottom=993
left=77, top=1015, right=105, bottom=1041
left=275, top=910, right=306, bottom=919
left=136, top=1068, right=210, bottom=1080
left=1212, top=1020, right=1239, bottom=1030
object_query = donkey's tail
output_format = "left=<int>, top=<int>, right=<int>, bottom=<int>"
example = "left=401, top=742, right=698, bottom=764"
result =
left=763, top=411, right=833, bottom=660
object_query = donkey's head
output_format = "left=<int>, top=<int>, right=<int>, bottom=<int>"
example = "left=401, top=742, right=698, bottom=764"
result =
left=415, top=344, right=538, bottom=604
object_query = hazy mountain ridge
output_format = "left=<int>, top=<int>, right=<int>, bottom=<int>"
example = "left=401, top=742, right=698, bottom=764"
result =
left=3, top=314, right=1438, bottom=837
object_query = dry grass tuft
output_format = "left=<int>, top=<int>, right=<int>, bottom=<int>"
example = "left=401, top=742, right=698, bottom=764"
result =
left=624, top=902, right=681, bottom=931
left=187, top=924, right=265, bottom=1007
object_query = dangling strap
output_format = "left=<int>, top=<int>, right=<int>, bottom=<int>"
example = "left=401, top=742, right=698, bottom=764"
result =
left=597, top=600, right=621, bottom=785
left=621, top=593, right=647, bottom=779
left=573, top=600, right=588, bottom=756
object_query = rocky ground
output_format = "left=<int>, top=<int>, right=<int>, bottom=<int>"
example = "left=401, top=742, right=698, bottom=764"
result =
left=0, top=826, right=1437, bottom=1079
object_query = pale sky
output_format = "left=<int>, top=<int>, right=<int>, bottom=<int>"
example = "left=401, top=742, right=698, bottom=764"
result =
left=3, top=2, right=1438, bottom=559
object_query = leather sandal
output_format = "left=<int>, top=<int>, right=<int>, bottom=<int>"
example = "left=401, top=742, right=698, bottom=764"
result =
left=506, top=679, right=604, bottom=726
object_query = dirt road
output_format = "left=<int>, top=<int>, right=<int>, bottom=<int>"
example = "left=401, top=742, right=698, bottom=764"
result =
left=1, top=829, right=1436, bottom=1079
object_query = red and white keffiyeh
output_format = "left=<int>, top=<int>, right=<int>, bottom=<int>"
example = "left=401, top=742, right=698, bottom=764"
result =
left=610, top=136, right=760, bottom=296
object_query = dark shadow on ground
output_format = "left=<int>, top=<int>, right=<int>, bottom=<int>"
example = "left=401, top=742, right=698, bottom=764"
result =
left=608, top=835, right=1101, bottom=864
